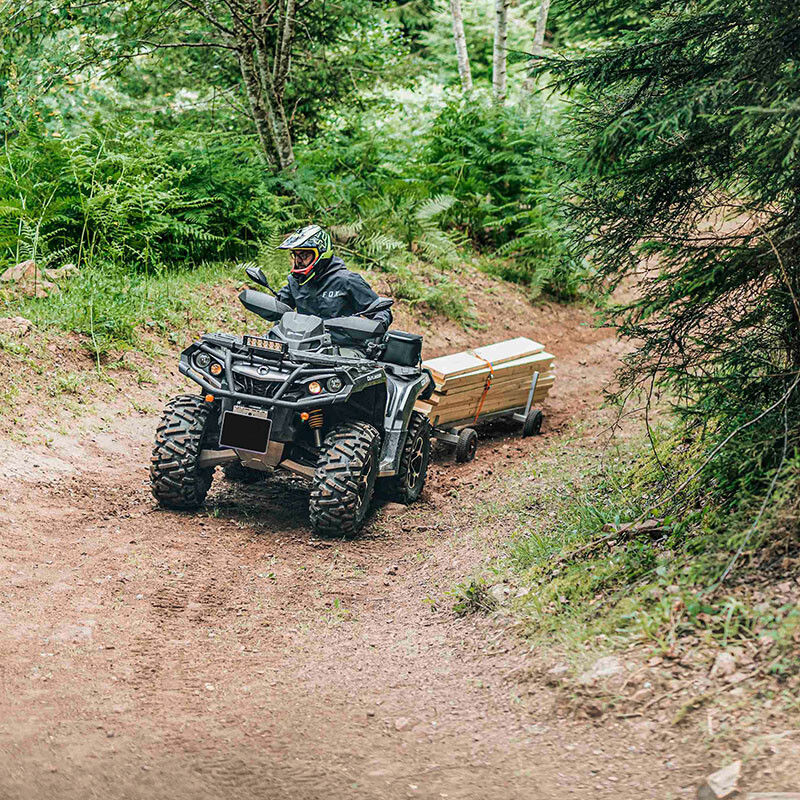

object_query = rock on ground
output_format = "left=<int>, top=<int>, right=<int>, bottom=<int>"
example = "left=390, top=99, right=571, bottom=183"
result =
left=709, top=651, right=737, bottom=679
left=697, top=760, right=741, bottom=800
left=0, top=316, right=32, bottom=336
left=0, top=260, right=77, bottom=297
left=577, top=655, right=624, bottom=686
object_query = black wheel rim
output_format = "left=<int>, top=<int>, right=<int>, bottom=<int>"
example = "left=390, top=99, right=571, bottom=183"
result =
left=525, top=411, right=542, bottom=436
left=356, top=448, right=375, bottom=509
left=406, top=433, right=425, bottom=491
left=467, top=434, right=477, bottom=459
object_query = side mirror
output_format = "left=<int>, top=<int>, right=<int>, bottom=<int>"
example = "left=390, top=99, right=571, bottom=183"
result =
left=239, top=289, right=292, bottom=321
left=359, top=296, right=394, bottom=317
left=245, top=265, right=270, bottom=288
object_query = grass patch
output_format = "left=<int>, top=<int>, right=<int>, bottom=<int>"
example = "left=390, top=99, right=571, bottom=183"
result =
left=489, top=424, right=800, bottom=671
left=384, top=263, right=479, bottom=329
left=2, top=256, right=484, bottom=357
left=48, top=372, right=85, bottom=397
left=0, top=381, right=20, bottom=415
left=3, top=261, right=243, bottom=358
left=449, top=576, right=498, bottom=616
left=0, top=333, right=32, bottom=357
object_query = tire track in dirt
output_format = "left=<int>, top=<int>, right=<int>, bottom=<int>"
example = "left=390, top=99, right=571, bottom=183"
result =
left=1, top=455, right=546, bottom=797
left=0, top=306, right=706, bottom=799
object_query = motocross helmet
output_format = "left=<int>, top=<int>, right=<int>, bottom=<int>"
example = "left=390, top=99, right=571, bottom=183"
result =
left=277, top=224, right=333, bottom=284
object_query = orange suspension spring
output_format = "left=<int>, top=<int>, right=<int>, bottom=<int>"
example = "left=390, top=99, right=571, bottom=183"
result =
left=307, top=409, right=324, bottom=448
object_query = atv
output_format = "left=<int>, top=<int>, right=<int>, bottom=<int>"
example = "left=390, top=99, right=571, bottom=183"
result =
left=150, top=266, right=434, bottom=536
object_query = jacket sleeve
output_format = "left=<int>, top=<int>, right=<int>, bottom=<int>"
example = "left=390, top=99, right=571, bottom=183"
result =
left=348, top=273, right=393, bottom=330
left=276, top=281, right=296, bottom=309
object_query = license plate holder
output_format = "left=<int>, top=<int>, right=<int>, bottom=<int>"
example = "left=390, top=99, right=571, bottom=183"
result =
left=219, top=407, right=272, bottom=454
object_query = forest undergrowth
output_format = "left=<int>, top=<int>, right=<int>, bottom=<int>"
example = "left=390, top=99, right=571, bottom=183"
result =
left=484, top=425, right=799, bottom=665
left=448, top=415, right=800, bottom=756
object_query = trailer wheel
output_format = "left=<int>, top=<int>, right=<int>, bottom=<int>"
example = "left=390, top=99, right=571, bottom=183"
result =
left=522, top=408, right=543, bottom=437
left=455, top=427, right=478, bottom=463
left=378, top=411, right=431, bottom=504
left=150, top=394, right=217, bottom=509
left=309, top=421, right=380, bottom=537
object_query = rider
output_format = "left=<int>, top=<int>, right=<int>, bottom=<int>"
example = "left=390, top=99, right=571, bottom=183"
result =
left=276, top=224, right=392, bottom=330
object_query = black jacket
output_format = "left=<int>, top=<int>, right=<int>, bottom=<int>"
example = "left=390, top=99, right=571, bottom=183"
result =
left=276, top=256, right=393, bottom=329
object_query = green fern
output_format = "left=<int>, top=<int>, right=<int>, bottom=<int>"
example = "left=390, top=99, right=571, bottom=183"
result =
left=0, top=121, right=295, bottom=274
left=329, top=221, right=363, bottom=242
left=414, top=194, right=455, bottom=223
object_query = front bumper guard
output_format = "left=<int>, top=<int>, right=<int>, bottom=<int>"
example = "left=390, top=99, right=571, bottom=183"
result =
left=179, top=362, right=354, bottom=410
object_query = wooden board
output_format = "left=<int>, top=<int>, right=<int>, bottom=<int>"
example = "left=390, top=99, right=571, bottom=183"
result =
left=472, top=337, right=544, bottom=365
left=430, top=394, right=552, bottom=423
left=417, top=336, right=556, bottom=426
left=430, top=377, right=554, bottom=414
left=424, top=337, right=544, bottom=380
left=423, top=351, right=487, bottom=381
left=417, top=384, right=553, bottom=425
left=427, top=371, right=555, bottom=405
left=417, top=375, right=554, bottom=421
left=433, top=351, right=554, bottom=392
left=435, top=355, right=555, bottom=395
left=433, top=371, right=555, bottom=398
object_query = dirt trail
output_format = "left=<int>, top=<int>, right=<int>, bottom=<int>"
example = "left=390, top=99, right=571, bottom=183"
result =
left=0, top=298, right=707, bottom=799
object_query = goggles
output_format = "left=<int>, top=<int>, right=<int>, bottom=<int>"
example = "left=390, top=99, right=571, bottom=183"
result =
left=290, top=248, right=320, bottom=276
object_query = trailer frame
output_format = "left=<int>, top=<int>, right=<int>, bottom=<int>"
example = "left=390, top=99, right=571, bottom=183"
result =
left=430, top=371, right=543, bottom=462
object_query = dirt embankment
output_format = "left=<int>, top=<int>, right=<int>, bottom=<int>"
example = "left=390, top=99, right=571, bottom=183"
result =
left=1, top=269, right=760, bottom=799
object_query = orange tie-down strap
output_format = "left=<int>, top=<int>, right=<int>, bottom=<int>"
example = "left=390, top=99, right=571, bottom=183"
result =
left=472, top=354, right=494, bottom=422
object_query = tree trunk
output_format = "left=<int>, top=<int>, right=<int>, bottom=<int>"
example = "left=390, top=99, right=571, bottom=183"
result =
left=253, top=36, right=295, bottom=171
left=273, top=0, right=296, bottom=92
left=522, top=0, right=551, bottom=94
left=252, top=0, right=295, bottom=171
left=532, top=0, right=551, bottom=56
left=175, top=0, right=296, bottom=171
left=238, top=44, right=278, bottom=167
left=492, top=0, right=509, bottom=104
left=449, top=0, right=472, bottom=92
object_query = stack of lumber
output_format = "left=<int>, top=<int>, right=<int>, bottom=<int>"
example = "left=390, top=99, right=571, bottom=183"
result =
left=414, top=337, right=555, bottom=425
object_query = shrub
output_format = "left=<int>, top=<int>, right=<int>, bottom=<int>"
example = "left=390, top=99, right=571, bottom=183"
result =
left=0, top=120, right=291, bottom=273
left=542, top=0, right=800, bottom=496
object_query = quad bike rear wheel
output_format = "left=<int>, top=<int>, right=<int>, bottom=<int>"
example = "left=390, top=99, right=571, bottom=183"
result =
left=378, top=411, right=431, bottom=504
left=150, top=394, right=217, bottom=509
left=309, top=421, right=380, bottom=537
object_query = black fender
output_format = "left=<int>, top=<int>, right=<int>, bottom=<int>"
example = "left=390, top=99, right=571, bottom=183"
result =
left=379, top=369, right=430, bottom=476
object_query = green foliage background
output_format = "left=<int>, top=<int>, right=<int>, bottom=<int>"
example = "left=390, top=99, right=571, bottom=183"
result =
left=1, top=0, right=579, bottom=325
left=541, top=0, right=800, bottom=500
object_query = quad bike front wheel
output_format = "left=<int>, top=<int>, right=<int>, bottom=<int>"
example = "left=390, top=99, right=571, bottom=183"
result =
left=309, top=421, right=380, bottom=537
left=150, top=394, right=217, bottom=509
left=378, top=411, right=431, bottom=504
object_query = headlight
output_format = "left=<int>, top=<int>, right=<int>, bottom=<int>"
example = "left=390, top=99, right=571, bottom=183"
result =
left=195, top=352, right=211, bottom=369
left=307, top=381, right=322, bottom=395
left=209, top=362, right=223, bottom=376
left=326, top=376, right=343, bottom=393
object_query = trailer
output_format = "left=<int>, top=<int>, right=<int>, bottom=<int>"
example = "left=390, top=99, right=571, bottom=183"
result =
left=430, top=370, right=544, bottom=463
